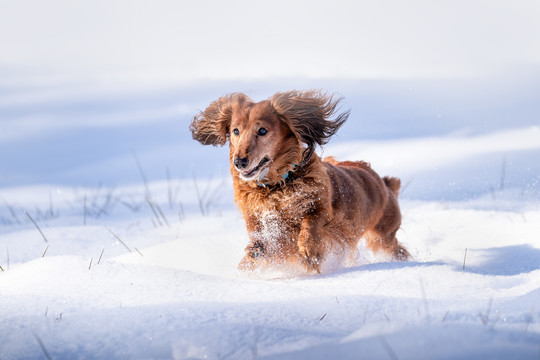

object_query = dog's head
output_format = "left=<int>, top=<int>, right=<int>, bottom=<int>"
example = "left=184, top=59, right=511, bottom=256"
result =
left=190, top=90, right=349, bottom=184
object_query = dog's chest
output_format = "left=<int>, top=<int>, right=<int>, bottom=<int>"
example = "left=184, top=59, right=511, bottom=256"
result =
left=257, top=185, right=319, bottom=219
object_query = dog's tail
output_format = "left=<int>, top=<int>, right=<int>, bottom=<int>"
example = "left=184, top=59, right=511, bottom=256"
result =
left=383, top=176, right=401, bottom=197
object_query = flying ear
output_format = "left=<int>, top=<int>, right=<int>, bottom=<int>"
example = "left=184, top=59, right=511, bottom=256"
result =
left=270, top=90, right=349, bottom=160
left=190, top=93, right=252, bottom=146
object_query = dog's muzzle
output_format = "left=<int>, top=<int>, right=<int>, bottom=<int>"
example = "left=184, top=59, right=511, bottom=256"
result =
left=236, top=157, right=271, bottom=181
left=233, top=157, right=249, bottom=170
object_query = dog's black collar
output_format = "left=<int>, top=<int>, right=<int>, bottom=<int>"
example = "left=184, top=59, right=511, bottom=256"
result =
left=256, top=147, right=313, bottom=188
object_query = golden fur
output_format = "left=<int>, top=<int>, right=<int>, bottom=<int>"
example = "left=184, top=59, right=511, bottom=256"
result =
left=191, top=90, right=409, bottom=273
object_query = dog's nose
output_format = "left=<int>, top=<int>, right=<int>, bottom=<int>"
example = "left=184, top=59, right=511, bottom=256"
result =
left=234, top=157, right=249, bottom=170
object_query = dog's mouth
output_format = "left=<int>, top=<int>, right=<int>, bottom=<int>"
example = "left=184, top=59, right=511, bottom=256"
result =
left=239, top=157, right=271, bottom=181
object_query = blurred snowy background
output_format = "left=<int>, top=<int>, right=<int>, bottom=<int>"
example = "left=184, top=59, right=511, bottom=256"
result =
left=1, top=0, right=539, bottom=192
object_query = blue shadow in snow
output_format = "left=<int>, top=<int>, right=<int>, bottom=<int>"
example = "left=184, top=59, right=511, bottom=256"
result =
left=314, top=260, right=447, bottom=280
left=464, top=244, right=540, bottom=276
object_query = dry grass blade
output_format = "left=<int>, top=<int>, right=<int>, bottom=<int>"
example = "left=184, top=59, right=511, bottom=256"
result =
left=4, top=201, right=21, bottom=224
left=33, top=333, right=53, bottom=360
left=154, top=202, right=170, bottom=228
left=42, top=245, right=49, bottom=258
left=25, top=211, right=48, bottom=243
left=167, top=167, right=173, bottom=209
left=378, top=336, right=399, bottom=360
left=462, top=248, right=468, bottom=270
left=145, top=196, right=163, bottom=227
left=145, top=195, right=170, bottom=228
left=191, top=172, right=224, bottom=217
left=442, top=310, right=450, bottom=323
left=106, top=227, right=131, bottom=252
left=419, top=276, right=431, bottom=323
left=133, top=151, right=150, bottom=197
left=178, top=203, right=185, bottom=222
left=83, top=194, right=87, bottom=226
left=116, top=196, right=141, bottom=213
left=93, top=187, right=116, bottom=218
left=133, top=153, right=173, bottom=226
left=479, top=297, right=493, bottom=326
left=524, top=307, right=534, bottom=333
left=478, top=311, right=488, bottom=326
left=98, top=248, right=104, bottom=264
left=192, top=171, right=206, bottom=216
left=499, top=155, right=507, bottom=190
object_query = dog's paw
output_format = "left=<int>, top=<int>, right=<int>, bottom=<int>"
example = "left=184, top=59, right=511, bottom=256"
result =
left=298, top=247, right=323, bottom=273
left=238, top=241, right=266, bottom=271
left=247, top=241, right=265, bottom=260
left=392, top=246, right=410, bottom=261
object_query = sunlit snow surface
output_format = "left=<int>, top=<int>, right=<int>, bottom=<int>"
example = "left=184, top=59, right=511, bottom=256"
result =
left=1, top=78, right=540, bottom=359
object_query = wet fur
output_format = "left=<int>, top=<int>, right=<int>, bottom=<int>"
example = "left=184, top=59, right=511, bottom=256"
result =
left=191, top=90, right=409, bottom=273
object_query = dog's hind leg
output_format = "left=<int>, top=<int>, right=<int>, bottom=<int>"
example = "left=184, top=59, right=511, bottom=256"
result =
left=364, top=195, right=409, bottom=261
left=364, top=228, right=409, bottom=261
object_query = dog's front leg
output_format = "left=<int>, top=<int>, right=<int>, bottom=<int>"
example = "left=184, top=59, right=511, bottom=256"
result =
left=297, top=215, right=326, bottom=273
left=238, top=216, right=266, bottom=271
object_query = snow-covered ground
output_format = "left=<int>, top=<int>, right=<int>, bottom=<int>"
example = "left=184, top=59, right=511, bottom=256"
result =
left=1, top=77, right=540, bottom=359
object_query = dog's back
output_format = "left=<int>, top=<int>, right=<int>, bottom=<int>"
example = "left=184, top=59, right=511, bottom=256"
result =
left=322, top=157, right=408, bottom=260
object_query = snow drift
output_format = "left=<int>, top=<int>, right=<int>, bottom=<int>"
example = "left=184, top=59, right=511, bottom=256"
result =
left=1, top=78, right=539, bottom=359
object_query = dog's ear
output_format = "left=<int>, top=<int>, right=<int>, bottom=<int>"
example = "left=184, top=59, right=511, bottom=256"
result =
left=190, top=93, right=251, bottom=146
left=270, top=90, right=349, bottom=158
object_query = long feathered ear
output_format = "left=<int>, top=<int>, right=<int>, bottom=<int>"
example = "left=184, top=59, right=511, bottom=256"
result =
left=270, top=90, right=349, bottom=160
left=190, top=93, right=252, bottom=146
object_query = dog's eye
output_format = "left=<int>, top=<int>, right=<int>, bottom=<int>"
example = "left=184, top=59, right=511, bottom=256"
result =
left=257, top=128, right=268, bottom=136
left=233, top=128, right=239, bottom=136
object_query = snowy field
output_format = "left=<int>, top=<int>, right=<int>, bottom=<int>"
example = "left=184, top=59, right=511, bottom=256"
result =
left=1, top=76, right=540, bottom=359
